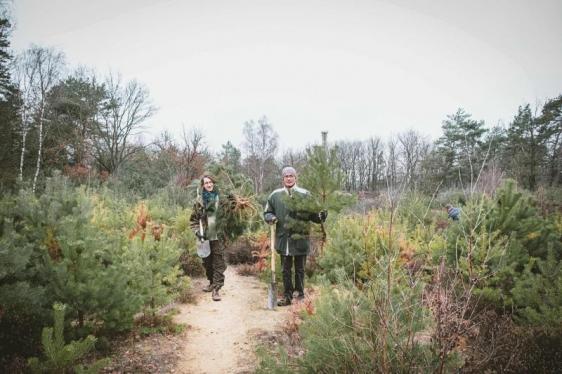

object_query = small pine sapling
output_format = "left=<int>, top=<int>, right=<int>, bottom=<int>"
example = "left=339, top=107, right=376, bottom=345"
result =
left=27, top=303, right=110, bottom=373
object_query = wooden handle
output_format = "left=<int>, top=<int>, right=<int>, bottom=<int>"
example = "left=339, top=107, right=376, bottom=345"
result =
left=270, top=225, right=276, bottom=280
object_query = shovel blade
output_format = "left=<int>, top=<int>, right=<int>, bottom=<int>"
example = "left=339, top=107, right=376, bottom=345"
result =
left=196, top=240, right=211, bottom=258
left=267, top=283, right=277, bottom=310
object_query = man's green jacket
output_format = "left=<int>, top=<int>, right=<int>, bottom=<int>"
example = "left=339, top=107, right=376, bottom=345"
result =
left=264, top=186, right=321, bottom=256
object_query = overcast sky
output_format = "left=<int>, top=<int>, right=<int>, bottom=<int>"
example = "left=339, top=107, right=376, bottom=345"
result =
left=10, top=0, right=562, bottom=152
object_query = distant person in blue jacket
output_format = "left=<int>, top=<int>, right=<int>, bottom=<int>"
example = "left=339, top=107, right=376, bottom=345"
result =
left=446, top=204, right=461, bottom=221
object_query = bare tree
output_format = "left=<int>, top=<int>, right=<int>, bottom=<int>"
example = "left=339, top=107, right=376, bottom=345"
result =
left=92, top=72, right=156, bottom=175
left=336, top=137, right=385, bottom=192
left=366, top=137, right=385, bottom=191
left=385, top=136, right=399, bottom=187
left=242, top=116, right=278, bottom=193
left=178, top=126, right=208, bottom=185
left=13, top=45, right=65, bottom=191
left=336, top=141, right=353, bottom=190
left=281, top=147, right=307, bottom=173
left=397, top=129, right=430, bottom=190
left=356, top=142, right=369, bottom=190
left=152, top=130, right=180, bottom=182
left=336, top=140, right=364, bottom=191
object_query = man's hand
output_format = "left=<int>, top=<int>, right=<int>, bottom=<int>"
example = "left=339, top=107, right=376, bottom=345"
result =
left=318, top=210, right=328, bottom=223
left=195, top=231, right=205, bottom=241
left=264, top=213, right=277, bottom=225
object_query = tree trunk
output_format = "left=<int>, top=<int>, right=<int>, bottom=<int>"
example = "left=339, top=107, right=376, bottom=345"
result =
left=32, top=104, right=44, bottom=192
left=18, top=129, right=27, bottom=182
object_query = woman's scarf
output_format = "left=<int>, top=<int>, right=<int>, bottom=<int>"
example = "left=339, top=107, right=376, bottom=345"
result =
left=202, top=189, right=219, bottom=211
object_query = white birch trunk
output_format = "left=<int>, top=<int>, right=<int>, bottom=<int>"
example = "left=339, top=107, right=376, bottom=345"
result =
left=18, top=129, right=27, bottom=182
left=31, top=104, right=44, bottom=192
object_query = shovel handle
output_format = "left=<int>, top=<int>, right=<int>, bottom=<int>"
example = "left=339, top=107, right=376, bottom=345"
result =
left=199, top=219, right=204, bottom=237
left=270, top=224, right=276, bottom=280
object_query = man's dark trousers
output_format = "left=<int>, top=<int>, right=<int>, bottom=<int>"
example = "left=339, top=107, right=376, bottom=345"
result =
left=280, top=254, right=306, bottom=300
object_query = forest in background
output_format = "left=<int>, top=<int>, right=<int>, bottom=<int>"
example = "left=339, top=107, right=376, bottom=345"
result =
left=1, top=4, right=561, bottom=373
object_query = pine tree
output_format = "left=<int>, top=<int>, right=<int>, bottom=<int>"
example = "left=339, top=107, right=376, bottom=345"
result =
left=433, top=109, right=488, bottom=188
left=38, top=176, right=143, bottom=333
left=44, top=71, right=106, bottom=172
left=444, top=180, right=562, bottom=324
left=0, top=16, right=20, bottom=191
left=286, top=135, right=354, bottom=250
left=537, top=95, right=562, bottom=186
left=504, top=104, right=547, bottom=190
left=0, top=193, right=49, bottom=358
left=27, top=303, right=110, bottom=373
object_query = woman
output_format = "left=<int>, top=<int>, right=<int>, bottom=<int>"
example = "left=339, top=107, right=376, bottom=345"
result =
left=190, top=175, right=226, bottom=301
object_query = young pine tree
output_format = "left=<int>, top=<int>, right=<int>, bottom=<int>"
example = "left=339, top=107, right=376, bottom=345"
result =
left=27, top=303, right=109, bottom=374
left=286, top=138, right=354, bottom=250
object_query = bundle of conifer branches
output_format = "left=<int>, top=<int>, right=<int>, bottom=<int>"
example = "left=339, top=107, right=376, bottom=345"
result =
left=188, top=166, right=260, bottom=243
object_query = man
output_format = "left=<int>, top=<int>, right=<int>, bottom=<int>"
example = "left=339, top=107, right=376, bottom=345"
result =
left=264, top=166, right=327, bottom=306
left=445, top=204, right=461, bottom=221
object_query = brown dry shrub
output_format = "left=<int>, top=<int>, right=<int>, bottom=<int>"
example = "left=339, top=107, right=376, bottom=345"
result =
left=129, top=203, right=149, bottom=241
left=236, top=263, right=260, bottom=276
left=435, top=218, right=449, bottom=231
left=63, top=164, right=91, bottom=182
left=304, top=237, right=323, bottom=278
left=462, top=310, right=562, bottom=373
left=151, top=223, right=164, bottom=241
left=176, top=286, right=197, bottom=304
left=426, top=259, right=562, bottom=373
left=134, top=311, right=183, bottom=336
left=179, top=250, right=204, bottom=277
left=225, top=235, right=257, bottom=265
left=282, top=290, right=317, bottom=346
left=44, top=227, right=61, bottom=261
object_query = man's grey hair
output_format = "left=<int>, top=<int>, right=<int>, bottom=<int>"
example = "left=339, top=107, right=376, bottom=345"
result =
left=282, top=166, right=297, bottom=177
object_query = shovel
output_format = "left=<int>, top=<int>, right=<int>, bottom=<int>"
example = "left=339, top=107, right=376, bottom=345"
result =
left=267, top=224, right=277, bottom=310
left=196, top=218, right=211, bottom=258
left=195, top=187, right=211, bottom=258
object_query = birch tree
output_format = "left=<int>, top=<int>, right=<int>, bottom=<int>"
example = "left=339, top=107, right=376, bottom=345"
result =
left=13, top=45, right=65, bottom=191
left=242, top=116, right=278, bottom=194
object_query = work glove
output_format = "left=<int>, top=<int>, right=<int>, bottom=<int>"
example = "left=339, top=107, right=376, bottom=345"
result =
left=318, top=210, right=328, bottom=223
left=264, top=213, right=277, bottom=225
left=195, top=231, right=205, bottom=241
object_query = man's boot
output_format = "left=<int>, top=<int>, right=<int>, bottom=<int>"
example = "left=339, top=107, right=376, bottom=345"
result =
left=202, top=283, right=213, bottom=292
left=212, top=288, right=221, bottom=301
left=277, top=297, right=291, bottom=306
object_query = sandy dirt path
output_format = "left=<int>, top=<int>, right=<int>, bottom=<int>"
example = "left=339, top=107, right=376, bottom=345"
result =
left=173, top=266, right=289, bottom=374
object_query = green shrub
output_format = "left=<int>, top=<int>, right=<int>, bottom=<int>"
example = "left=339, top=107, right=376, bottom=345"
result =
left=444, top=180, right=562, bottom=326
left=397, top=191, right=436, bottom=230
left=257, top=266, right=439, bottom=373
left=27, top=303, right=109, bottom=374
left=317, top=215, right=368, bottom=283
left=1, top=175, right=189, bottom=361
